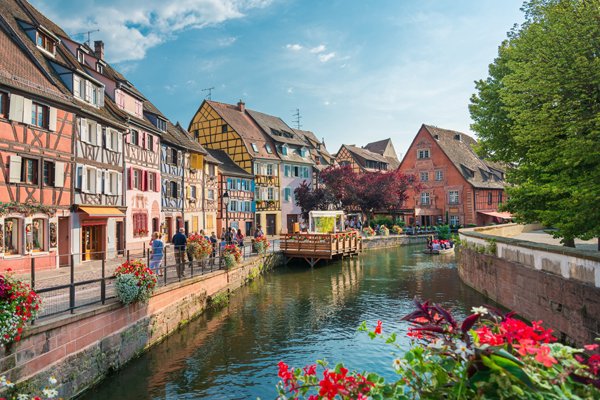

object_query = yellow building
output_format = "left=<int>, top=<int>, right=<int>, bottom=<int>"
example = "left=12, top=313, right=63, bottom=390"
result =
left=188, top=100, right=282, bottom=235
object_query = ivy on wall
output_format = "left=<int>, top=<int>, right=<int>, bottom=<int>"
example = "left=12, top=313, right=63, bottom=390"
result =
left=0, top=202, right=57, bottom=217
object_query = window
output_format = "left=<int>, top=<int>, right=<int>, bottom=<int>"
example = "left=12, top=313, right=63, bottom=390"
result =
left=157, top=119, right=167, bottom=132
left=4, top=218, right=19, bottom=254
left=301, top=148, right=307, bottom=158
left=77, top=50, right=84, bottom=63
left=230, top=201, right=238, bottom=212
left=191, top=186, right=197, bottom=199
left=31, top=103, right=46, bottom=128
left=244, top=201, right=252, bottom=212
left=315, top=156, right=320, bottom=163
left=78, top=79, right=85, bottom=100
left=149, top=172, right=154, bottom=191
left=171, top=148, right=178, bottom=165
left=304, top=166, right=310, bottom=178
left=32, top=219, right=44, bottom=251
left=450, top=215, right=460, bottom=226
left=284, top=164, right=291, bottom=177
left=418, top=150, right=429, bottom=159
left=133, top=170, right=140, bottom=190
left=86, top=168, right=93, bottom=192
left=134, top=213, right=148, bottom=235
left=22, top=159, right=38, bottom=184
left=251, top=143, right=258, bottom=152
left=267, top=164, right=273, bottom=175
left=37, top=32, right=55, bottom=54
left=436, top=171, right=443, bottom=181
left=221, top=124, right=228, bottom=133
left=131, top=130, right=139, bottom=146
left=170, top=181, right=178, bottom=198
left=268, top=187, right=274, bottom=200
left=488, top=193, right=492, bottom=205
left=92, top=87, right=97, bottom=106
left=421, top=192, right=430, bottom=205
left=0, top=92, right=6, bottom=118
left=449, top=191, right=459, bottom=204
left=420, top=172, right=429, bottom=182
left=96, top=63, right=103, bottom=73
left=208, top=189, right=214, bottom=200
left=282, top=145, right=288, bottom=156
left=284, top=187, right=292, bottom=202
left=87, top=122, right=95, bottom=143
left=110, top=130, right=118, bottom=151
left=265, top=144, right=273, bottom=154
left=498, top=192, right=503, bottom=204
left=209, top=164, right=215, bottom=176
left=43, top=161, right=53, bottom=185
left=109, top=173, right=115, bottom=195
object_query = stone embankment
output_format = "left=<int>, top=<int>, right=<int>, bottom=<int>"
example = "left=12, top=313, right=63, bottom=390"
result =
left=458, top=223, right=600, bottom=348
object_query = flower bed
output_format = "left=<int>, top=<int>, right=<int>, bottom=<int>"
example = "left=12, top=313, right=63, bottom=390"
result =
left=133, top=228, right=149, bottom=237
left=274, top=299, right=600, bottom=399
left=378, top=225, right=389, bottom=236
left=188, top=234, right=213, bottom=260
left=114, top=260, right=157, bottom=306
left=253, top=235, right=271, bottom=254
left=0, top=270, right=41, bottom=346
left=391, top=225, right=402, bottom=234
left=222, top=245, right=242, bottom=268
left=362, top=227, right=375, bottom=238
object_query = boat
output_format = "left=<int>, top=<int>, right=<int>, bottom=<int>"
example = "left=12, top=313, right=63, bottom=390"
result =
left=422, top=247, right=455, bottom=255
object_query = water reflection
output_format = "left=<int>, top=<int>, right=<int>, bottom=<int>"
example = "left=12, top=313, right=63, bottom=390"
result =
left=82, top=246, right=498, bottom=400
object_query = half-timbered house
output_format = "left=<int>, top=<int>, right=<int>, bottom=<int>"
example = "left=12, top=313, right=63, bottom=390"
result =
left=188, top=100, right=283, bottom=236
left=364, top=139, right=400, bottom=170
left=203, top=152, right=220, bottom=235
left=0, top=13, right=75, bottom=272
left=335, top=144, right=391, bottom=174
left=206, top=149, right=254, bottom=236
left=398, top=125, right=508, bottom=227
left=245, top=110, right=314, bottom=233
left=292, top=128, right=336, bottom=184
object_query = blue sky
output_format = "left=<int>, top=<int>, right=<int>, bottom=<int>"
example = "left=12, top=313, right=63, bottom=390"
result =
left=34, top=0, right=524, bottom=158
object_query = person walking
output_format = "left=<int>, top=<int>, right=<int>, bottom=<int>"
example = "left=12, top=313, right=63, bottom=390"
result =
left=150, top=232, right=164, bottom=277
left=344, top=219, right=349, bottom=230
left=236, top=229, right=245, bottom=248
left=210, top=232, right=218, bottom=260
left=254, top=228, right=262, bottom=238
left=172, top=228, right=188, bottom=278
left=220, top=227, right=227, bottom=241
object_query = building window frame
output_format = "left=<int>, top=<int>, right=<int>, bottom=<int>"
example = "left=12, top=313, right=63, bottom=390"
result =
left=208, top=189, right=214, bottom=200
left=449, top=215, right=460, bottom=226
left=251, top=143, right=258, bottom=152
left=436, top=171, right=443, bottom=181
left=265, top=144, right=273, bottom=154
left=4, top=218, right=21, bottom=255
left=31, top=218, right=45, bottom=252
left=0, top=92, right=6, bottom=118
left=22, top=158, right=38, bottom=185
left=43, top=161, right=53, bottom=186
left=420, top=172, right=429, bottom=182
left=449, top=190, right=459, bottom=204
left=418, top=149, right=430, bottom=159
left=31, top=103, right=47, bottom=128
left=488, top=192, right=493, bottom=205
left=421, top=192, right=430, bottom=205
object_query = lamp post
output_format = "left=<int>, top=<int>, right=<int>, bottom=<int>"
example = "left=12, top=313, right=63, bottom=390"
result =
left=222, top=191, right=230, bottom=242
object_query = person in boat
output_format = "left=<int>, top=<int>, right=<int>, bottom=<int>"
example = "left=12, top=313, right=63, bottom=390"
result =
left=426, top=236, right=433, bottom=250
left=432, top=240, right=440, bottom=250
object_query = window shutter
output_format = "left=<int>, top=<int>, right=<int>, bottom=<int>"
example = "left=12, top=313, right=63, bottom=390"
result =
left=85, top=81, right=92, bottom=103
left=8, top=94, right=24, bottom=123
left=48, top=108, right=57, bottom=131
left=251, top=180, right=255, bottom=192
left=22, top=98, right=32, bottom=124
left=125, top=131, right=130, bottom=144
left=54, top=162, right=65, bottom=188
left=284, top=165, right=290, bottom=177
left=106, top=129, right=112, bottom=150
left=117, top=132, right=123, bottom=153
left=227, top=178, right=231, bottom=190
left=237, top=179, right=241, bottom=190
left=73, top=77, right=81, bottom=98
left=186, top=185, right=191, bottom=198
left=96, top=168, right=102, bottom=194
left=165, top=181, right=170, bottom=197
left=96, top=124, right=102, bottom=146
left=155, top=173, right=160, bottom=192
left=274, top=188, right=279, bottom=201
left=118, top=173, right=122, bottom=195
left=81, top=166, right=88, bottom=192
left=8, top=155, right=22, bottom=183
left=191, top=154, right=197, bottom=169
left=252, top=201, right=256, bottom=213
left=74, top=164, right=82, bottom=189
left=104, top=170, right=110, bottom=194
left=177, top=151, right=182, bottom=166
left=261, top=164, right=267, bottom=175
left=128, top=167, right=133, bottom=190
left=79, top=119, right=87, bottom=141
left=273, top=165, right=278, bottom=176
left=142, top=132, right=147, bottom=149
left=253, top=163, right=258, bottom=175
left=177, top=182, right=182, bottom=199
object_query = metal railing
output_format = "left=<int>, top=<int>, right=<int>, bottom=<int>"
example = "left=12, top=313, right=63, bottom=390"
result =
left=1, top=239, right=280, bottom=322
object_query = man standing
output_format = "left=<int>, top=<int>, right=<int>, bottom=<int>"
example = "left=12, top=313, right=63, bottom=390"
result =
left=210, top=232, right=218, bottom=260
left=172, top=228, right=188, bottom=278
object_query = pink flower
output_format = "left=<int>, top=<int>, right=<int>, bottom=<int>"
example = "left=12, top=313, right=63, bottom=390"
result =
left=585, top=344, right=599, bottom=351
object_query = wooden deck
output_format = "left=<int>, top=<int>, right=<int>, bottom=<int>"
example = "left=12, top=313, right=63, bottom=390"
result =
left=280, top=232, right=363, bottom=267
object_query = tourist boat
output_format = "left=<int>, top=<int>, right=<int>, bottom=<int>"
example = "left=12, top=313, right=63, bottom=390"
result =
left=422, top=247, right=455, bottom=255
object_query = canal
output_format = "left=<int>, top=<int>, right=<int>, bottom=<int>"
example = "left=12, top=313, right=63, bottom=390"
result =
left=81, top=245, right=499, bottom=400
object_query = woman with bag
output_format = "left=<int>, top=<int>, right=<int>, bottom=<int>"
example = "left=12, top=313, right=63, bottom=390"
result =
left=150, top=232, right=164, bottom=277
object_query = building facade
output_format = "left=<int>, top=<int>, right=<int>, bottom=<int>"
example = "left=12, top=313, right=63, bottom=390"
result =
left=203, top=156, right=220, bottom=235
left=292, top=128, right=336, bottom=187
left=398, top=124, right=508, bottom=227
left=335, top=144, right=391, bottom=174
left=188, top=100, right=283, bottom=235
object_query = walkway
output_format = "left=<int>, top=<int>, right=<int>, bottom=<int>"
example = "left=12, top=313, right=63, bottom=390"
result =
left=509, top=229, right=599, bottom=251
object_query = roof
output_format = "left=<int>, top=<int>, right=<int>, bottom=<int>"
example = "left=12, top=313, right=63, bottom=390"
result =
left=385, top=156, right=400, bottom=170
left=245, top=109, right=307, bottom=147
left=206, top=149, right=253, bottom=178
left=205, top=100, right=280, bottom=161
left=293, top=128, right=334, bottom=159
left=344, top=145, right=389, bottom=163
left=173, top=122, right=208, bottom=154
left=364, top=139, right=391, bottom=155
left=422, top=125, right=506, bottom=189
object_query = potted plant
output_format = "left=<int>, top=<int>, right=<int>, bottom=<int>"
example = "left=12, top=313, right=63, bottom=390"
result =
left=114, top=260, right=157, bottom=306
left=391, top=225, right=403, bottom=234
left=222, top=245, right=242, bottom=268
left=256, top=199, right=264, bottom=206
left=252, top=236, right=271, bottom=254
left=379, top=225, right=389, bottom=236
left=267, top=200, right=276, bottom=206
left=362, top=227, right=375, bottom=238
left=0, top=270, right=42, bottom=346
left=256, top=174, right=263, bottom=179
left=268, top=175, right=275, bottom=181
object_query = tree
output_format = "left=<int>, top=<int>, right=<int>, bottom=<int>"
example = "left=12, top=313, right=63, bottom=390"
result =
left=378, top=170, right=422, bottom=223
left=318, top=165, right=358, bottom=208
left=294, top=181, right=328, bottom=221
left=469, top=0, right=600, bottom=247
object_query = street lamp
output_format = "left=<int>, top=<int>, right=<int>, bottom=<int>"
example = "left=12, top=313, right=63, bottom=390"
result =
left=222, top=191, right=230, bottom=242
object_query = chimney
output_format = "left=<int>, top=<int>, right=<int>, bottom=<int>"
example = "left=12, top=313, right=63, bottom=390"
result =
left=454, top=134, right=461, bottom=141
left=94, top=40, right=104, bottom=60
left=237, top=99, right=245, bottom=112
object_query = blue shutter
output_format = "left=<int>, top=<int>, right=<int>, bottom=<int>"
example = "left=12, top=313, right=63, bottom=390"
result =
left=237, top=179, right=241, bottom=191
left=227, top=178, right=231, bottom=190
left=252, top=201, right=256, bottom=213
left=251, top=180, right=255, bottom=191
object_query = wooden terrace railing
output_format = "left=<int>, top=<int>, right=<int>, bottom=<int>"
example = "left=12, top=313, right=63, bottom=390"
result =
left=280, top=232, right=362, bottom=266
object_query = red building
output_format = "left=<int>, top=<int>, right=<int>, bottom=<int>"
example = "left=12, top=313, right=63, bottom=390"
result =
left=398, top=125, right=509, bottom=227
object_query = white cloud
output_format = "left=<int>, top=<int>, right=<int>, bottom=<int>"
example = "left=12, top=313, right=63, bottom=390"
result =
left=310, top=45, right=326, bottom=53
left=164, top=84, right=178, bottom=92
left=217, top=36, right=238, bottom=46
left=318, top=52, right=335, bottom=62
left=187, top=80, right=196, bottom=85
left=286, top=44, right=303, bottom=51
left=287, top=87, right=293, bottom=93
left=35, top=0, right=274, bottom=63
left=324, top=101, right=329, bottom=105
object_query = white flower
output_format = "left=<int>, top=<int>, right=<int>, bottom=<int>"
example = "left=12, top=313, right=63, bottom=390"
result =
left=18, top=394, right=29, bottom=400
left=471, top=306, right=488, bottom=315
left=48, top=376, right=57, bottom=385
left=454, top=340, right=473, bottom=360
left=392, top=358, right=408, bottom=371
left=43, top=388, right=59, bottom=398
left=427, top=339, right=447, bottom=350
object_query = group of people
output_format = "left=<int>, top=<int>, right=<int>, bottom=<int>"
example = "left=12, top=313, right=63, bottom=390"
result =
left=147, top=226, right=268, bottom=278
left=343, top=219, right=362, bottom=230
left=426, top=236, right=454, bottom=250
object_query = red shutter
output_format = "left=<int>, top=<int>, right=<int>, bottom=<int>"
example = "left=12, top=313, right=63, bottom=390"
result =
left=128, top=167, right=133, bottom=190
left=125, top=131, right=130, bottom=144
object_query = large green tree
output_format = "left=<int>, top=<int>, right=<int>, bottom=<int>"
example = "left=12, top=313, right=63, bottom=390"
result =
left=469, top=0, right=600, bottom=247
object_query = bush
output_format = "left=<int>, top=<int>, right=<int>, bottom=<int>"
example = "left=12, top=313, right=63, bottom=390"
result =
left=188, top=234, right=213, bottom=259
left=253, top=236, right=271, bottom=254
left=114, top=260, right=157, bottom=306
left=370, top=217, right=393, bottom=229
left=0, top=270, right=42, bottom=346
left=438, top=225, right=452, bottom=240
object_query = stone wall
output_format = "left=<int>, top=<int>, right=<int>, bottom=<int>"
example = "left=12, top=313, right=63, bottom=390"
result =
left=362, top=234, right=429, bottom=250
left=0, top=253, right=283, bottom=400
left=458, top=224, right=600, bottom=347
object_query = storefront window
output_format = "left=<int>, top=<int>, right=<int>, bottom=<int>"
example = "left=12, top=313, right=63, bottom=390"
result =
left=32, top=219, right=44, bottom=251
left=4, top=218, right=19, bottom=254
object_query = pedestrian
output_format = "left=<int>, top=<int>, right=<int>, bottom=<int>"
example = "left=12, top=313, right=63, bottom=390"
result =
left=350, top=219, right=355, bottom=229
left=258, top=225, right=264, bottom=236
left=357, top=220, right=362, bottom=230
left=171, top=228, right=187, bottom=278
left=344, top=219, right=349, bottom=230
left=300, top=221, right=306, bottom=232
left=150, top=232, right=164, bottom=277
left=254, top=228, right=262, bottom=238
left=226, top=227, right=235, bottom=245
left=210, top=232, right=218, bottom=259
left=236, top=229, right=245, bottom=248
left=220, top=236, right=227, bottom=254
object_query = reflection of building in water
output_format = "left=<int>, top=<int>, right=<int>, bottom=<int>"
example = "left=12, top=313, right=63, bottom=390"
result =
left=330, top=258, right=364, bottom=305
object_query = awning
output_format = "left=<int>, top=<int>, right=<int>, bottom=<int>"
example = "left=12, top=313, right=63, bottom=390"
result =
left=477, top=211, right=513, bottom=219
left=79, top=206, right=125, bottom=218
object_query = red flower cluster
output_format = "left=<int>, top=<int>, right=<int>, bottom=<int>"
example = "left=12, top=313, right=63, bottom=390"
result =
left=222, top=244, right=242, bottom=264
left=0, top=269, right=42, bottom=344
left=475, top=318, right=556, bottom=347
left=115, top=260, right=157, bottom=288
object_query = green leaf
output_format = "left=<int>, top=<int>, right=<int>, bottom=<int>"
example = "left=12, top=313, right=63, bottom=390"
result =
left=469, top=368, right=494, bottom=386
left=440, top=358, right=456, bottom=372
left=489, top=354, right=537, bottom=391
left=366, top=373, right=379, bottom=383
left=405, top=351, right=415, bottom=362
left=385, top=333, right=397, bottom=343
left=334, top=362, right=344, bottom=374
left=494, top=348, right=524, bottom=366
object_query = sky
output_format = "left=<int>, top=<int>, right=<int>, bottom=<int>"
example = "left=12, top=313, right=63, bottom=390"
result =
left=33, top=0, right=525, bottom=158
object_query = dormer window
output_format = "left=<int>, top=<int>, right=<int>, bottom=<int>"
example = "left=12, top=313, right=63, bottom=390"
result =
left=36, top=32, right=55, bottom=54
left=77, top=50, right=84, bottom=64
left=157, top=118, right=167, bottom=132
left=265, top=144, right=273, bottom=154
left=301, top=148, right=308, bottom=158
left=281, top=145, right=288, bottom=156
left=96, top=63, right=103, bottom=73
left=251, top=143, right=258, bottom=152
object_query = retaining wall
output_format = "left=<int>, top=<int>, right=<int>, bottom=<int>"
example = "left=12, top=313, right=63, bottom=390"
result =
left=362, top=234, right=429, bottom=250
left=458, top=224, right=600, bottom=347
left=0, top=253, right=283, bottom=400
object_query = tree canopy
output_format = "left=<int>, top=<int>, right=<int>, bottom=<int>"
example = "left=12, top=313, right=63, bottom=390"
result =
left=469, top=0, right=600, bottom=244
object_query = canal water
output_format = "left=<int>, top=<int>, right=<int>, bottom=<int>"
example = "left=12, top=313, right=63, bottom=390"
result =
left=82, top=245, right=499, bottom=400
